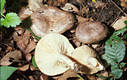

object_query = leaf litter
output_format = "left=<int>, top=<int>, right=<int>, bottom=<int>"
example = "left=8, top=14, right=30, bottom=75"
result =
left=0, top=0, right=127, bottom=80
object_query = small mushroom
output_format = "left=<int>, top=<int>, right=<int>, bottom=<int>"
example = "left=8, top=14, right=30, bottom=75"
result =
left=68, top=45, right=104, bottom=74
left=35, top=33, right=75, bottom=76
left=76, top=22, right=108, bottom=44
left=31, top=6, right=75, bottom=37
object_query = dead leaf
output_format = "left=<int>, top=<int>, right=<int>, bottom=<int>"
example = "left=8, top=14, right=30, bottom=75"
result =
left=76, top=15, right=89, bottom=24
left=15, top=27, right=25, bottom=36
left=29, top=76, right=35, bottom=80
left=18, top=64, right=30, bottom=71
left=25, top=53, right=32, bottom=62
left=97, top=71, right=109, bottom=80
left=30, top=65, right=36, bottom=71
left=61, top=3, right=79, bottom=13
left=13, top=30, right=36, bottom=54
left=5, top=46, right=13, bottom=53
left=120, top=0, right=127, bottom=8
left=19, top=7, right=33, bottom=21
left=57, top=69, right=78, bottom=80
left=87, top=75, right=96, bottom=80
left=24, top=40, right=36, bottom=54
left=23, top=30, right=31, bottom=46
left=112, top=16, right=127, bottom=30
left=13, top=31, right=21, bottom=41
left=13, top=27, right=24, bottom=42
left=28, top=0, right=43, bottom=11
left=40, top=74, right=48, bottom=80
left=0, top=50, right=22, bottom=66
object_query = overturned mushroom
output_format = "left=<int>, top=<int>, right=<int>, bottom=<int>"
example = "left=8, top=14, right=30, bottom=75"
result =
left=35, top=33, right=75, bottom=76
left=68, top=45, right=104, bottom=74
left=76, top=22, right=108, bottom=44
left=31, top=6, right=75, bottom=37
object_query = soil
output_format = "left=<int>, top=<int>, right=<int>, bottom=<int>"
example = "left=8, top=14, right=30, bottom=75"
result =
left=0, top=0, right=127, bottom=80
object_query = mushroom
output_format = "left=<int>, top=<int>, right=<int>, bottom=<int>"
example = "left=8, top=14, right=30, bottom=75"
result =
left=76, top=22, right=108, bottom=44
left=35, top=33, right=75, bottom=76
left=31, top=6, right=75, bottom=37
left=68, top=45, right=104, bottom=74
left=112, top=16, right=127, bottom=30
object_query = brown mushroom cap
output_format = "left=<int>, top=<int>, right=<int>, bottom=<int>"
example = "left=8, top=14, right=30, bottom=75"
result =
left=31, top=6, right=75, bottom=37
left=76, top=22, right=108, bottom=44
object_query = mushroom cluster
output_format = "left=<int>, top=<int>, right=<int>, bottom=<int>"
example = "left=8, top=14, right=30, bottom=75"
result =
left=35, top=33, right=104, bottom=76
left=26, top=2, right=108, bottom=76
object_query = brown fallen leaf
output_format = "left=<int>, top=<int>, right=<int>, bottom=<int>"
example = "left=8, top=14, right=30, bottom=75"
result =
left=57, top=69, right=78, bottom=80
left=87, top=75, right=97, bottom=80
left=13, top=31, right=21, bottom=42
left=25, top=53, right=32, bottom=62
left=61, top=3, right=79, bottom=13
left=120, top=0, right=127, bottom=8
left=13, top=29, right=36, bottom=54
left=97, top=71, right=108, bottom=80
left=24, top=40, right=36, bottom=54
left=30, top=65, right=36, bottom=71
left=23, top=30, right=31, bottom=46
left=29, top=76, right=35, bottom=80
left=13, top=27, right=25, bottom=42
left=76, top=15, right=89, bottom=24
left=15, top=27, right=25, bottom=36
left=0, top=50, right=22, bottom=66
left=5, top=46, right=13, bottom=53
left=18, top=64, right=30, bottom=71
left=40, top=74, right=48, bottom=80
left=112, top=16, right=127, bottom=30
left=19, top=7, right=33, bottom=21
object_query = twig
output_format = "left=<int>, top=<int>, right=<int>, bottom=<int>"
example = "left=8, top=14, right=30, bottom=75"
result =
left=110, top=0, right=127, bottom=16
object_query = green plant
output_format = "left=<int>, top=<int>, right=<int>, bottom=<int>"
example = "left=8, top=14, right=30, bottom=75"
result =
left=32, top=56, right=38, bottom=68
left=27, top=27, right=41, bottom=40
left=0, top=66, right=17, bottom=80
left=102, top=21, right=127, bottom=80
left=0, top=0, right=21, bottom=28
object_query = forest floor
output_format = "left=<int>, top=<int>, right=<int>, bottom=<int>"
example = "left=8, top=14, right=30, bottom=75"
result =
left=0, top=0, right=127, bottom=80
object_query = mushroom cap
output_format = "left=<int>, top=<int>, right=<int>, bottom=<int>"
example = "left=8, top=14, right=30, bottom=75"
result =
left=31, top=6, right=75, bottom=37
left=35, top=33, right=75, bottom=76
left=76, top=22, right=107, bottom=44
left=68, top=45, right=104, bottom=74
